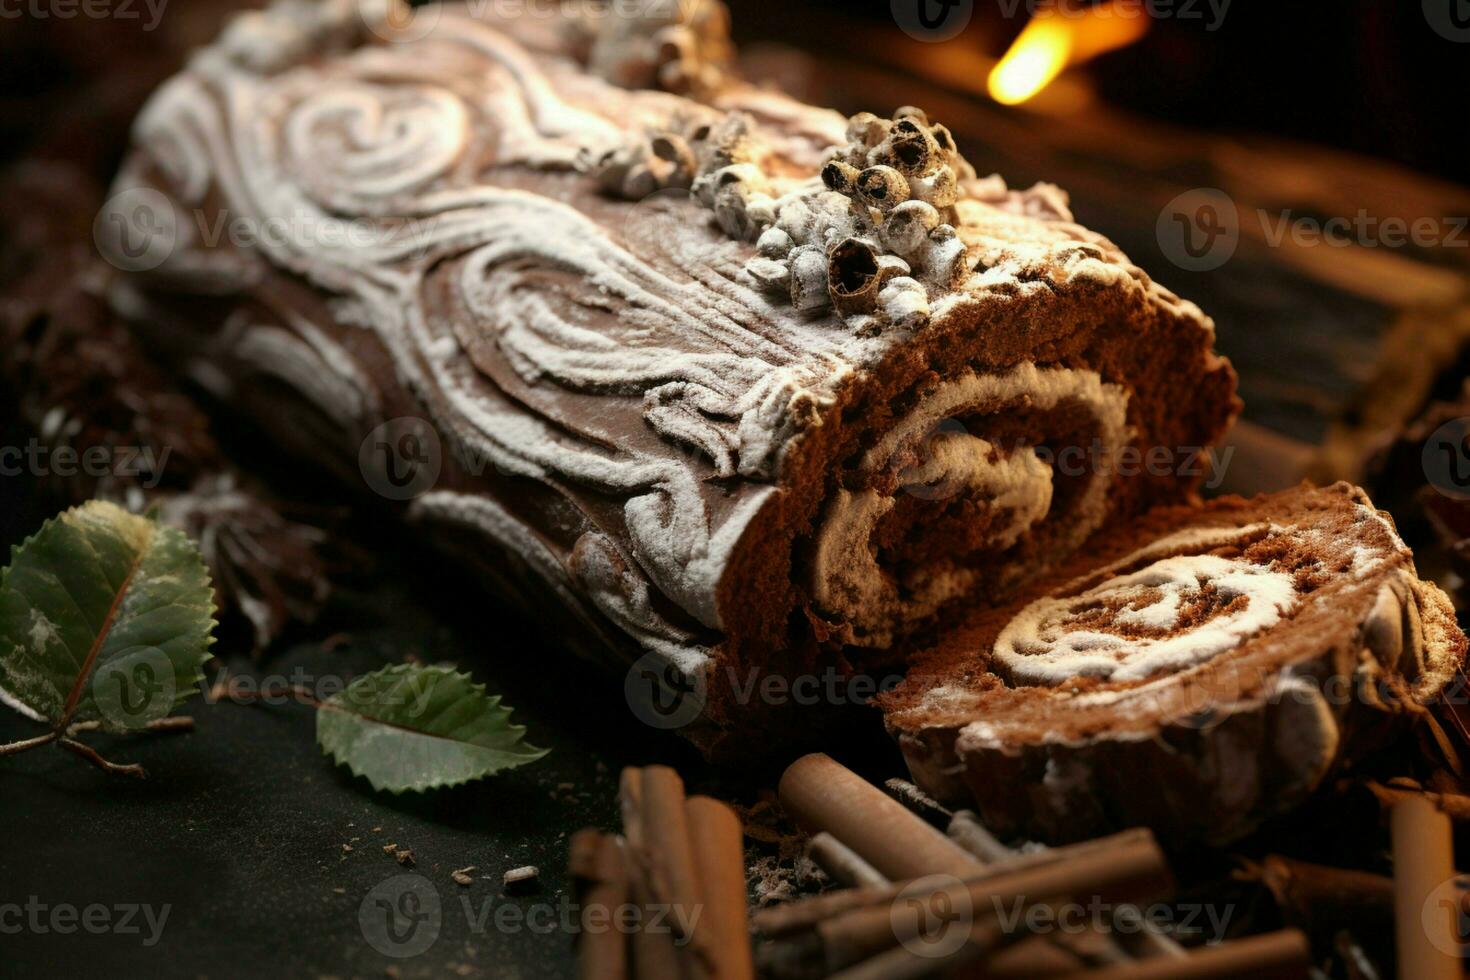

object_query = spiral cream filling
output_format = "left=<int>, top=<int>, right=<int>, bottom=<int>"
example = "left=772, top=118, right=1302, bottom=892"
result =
left=811, top=363, right=1132, bottom=646
left=995, top=552, right=1299, bottom=685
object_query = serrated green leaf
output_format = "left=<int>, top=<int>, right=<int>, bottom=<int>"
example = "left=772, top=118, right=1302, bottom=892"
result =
left=316, top=664, right=548, bottom=793
left=0, top=500, right=216, bottom=733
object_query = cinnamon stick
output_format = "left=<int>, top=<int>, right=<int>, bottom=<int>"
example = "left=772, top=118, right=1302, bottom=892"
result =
left=767, top=829, right=1171, bottom=973
left=684, top=795, right=755, bottom=980
left=822, top=907, right=1049, bottom=980
left=883, top=778, right=953, bottom=824
left=1052, top=928, right=1310, bottom=979
left=750, top=828, right=1162, bottom=938
left=1236, top=854, right=1395, bottom=940
left=778, top=755, right=1150, bottom=969
left=824, top=939, right=984, bottom=980
left=751, top=882, right=902, bottom=939
left=946, top=809, right=1014, bottom=863
left=618, top=768, right=684, bottom=980
left=1392, top=795, right=1462, bottom=979
left=569, top=830, right=631, bottom=980
left=778, top=753, right=986, bottom=880
left=950, top=813, right=1184, bottom=960
left=807, top=832, right=888, bottom=888
left=640, top=766, right=704, bottom=944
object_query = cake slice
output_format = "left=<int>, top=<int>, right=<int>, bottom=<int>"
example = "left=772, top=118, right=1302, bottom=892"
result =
left=879, top=482, right=1467, bottom=844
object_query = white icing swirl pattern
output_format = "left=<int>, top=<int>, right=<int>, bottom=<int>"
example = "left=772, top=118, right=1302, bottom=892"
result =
left=995, top=553, right=1298, bottom=684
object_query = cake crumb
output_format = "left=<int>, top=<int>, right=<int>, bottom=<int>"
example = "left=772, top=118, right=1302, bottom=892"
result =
left=748, top=855, right=831, bottom=907
left=503, top=865, right=539, bottom=894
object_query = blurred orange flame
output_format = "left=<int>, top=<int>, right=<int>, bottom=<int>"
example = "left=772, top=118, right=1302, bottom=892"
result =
left=988, top=3, right=1151, bottom=106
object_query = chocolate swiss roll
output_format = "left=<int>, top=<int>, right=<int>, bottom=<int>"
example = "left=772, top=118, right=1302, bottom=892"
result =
left=880, top=483, right=1468, bottom=844
left=97, top=0, right=1238, bottom=751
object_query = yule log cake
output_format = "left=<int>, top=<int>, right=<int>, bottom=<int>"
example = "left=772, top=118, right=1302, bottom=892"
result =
left=100, top=0, right=1240, bottom=753
left=881, top=483, right=1467, bottom=844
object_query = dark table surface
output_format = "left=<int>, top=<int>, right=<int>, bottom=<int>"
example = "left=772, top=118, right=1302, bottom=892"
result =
left=0, top=534, right=718, bottom=980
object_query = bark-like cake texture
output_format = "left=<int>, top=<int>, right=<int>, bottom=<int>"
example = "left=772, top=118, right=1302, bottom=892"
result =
left=99, top=0, right=1237, bottom=752
left=879, top=483, right=1467, bottom=844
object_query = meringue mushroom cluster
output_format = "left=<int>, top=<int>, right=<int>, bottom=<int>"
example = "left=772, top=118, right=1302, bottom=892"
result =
left=586, top=107, right=980, bottom=333
left=746, top=106, right=978, bottom=332
left=584, top=113, right=744, bottom=203
left=575, top=0, right=736, bottom=96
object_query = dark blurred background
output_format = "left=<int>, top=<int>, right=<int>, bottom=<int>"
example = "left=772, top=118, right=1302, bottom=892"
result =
left=3, top=0, right=1465, bottom=183
left=724, top=0, right=1469, bottom=184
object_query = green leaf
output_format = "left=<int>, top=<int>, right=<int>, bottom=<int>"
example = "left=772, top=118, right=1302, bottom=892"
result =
left=317, top=664, right=548, bottom=793
left=0, top=500, right=216, bottom=732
